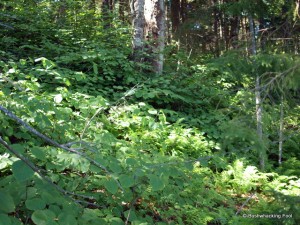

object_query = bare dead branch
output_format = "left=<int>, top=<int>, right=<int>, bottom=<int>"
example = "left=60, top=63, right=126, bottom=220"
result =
left=235, top=192, right=256, bottom=215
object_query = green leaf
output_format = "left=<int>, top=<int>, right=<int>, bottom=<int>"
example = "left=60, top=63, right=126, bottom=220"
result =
left=119, top=121, right=130, bottom=127
left=184, top=162, right=194, bottom=171
left=12, top=160, right=34, bottom=182
left=109, top=163, right=122, bottom=174
left=148, top=109, right=157, bottom=115
left=30, top=146, right=47, bottom=160
left=58, top=213, right=78, bottom=225
left=104, top=179, right=118, bottom=194
left=31, top=209, right=56, bottom=225
left=125, top=158, right=137, bottom=166
left=25, top=198, right=46, bottom=210
left=0, top=191, right=15, bottom=213
left=10, top=144, right=25, bottom=154
left=148, top=174, right=164, bottom=191
left=110, top=217, right=124, bottom=225
left=123, top=210, right=137, bottom=222
left=0, top=214, right=11, bottom=225
left=92, top=62, right=98, bottom=75
left=0, top=156, right=10, bottom=170
left=81, top=208, right=103, bottom=221
left=119, top=175, right=135, bottom=188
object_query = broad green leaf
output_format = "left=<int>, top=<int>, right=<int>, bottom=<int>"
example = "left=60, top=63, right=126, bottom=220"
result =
left=119, top=121, right=130, bottom=127
left=0, top=155, right=10, bottom=170
left=104, top=179, right=118, bottom=194
left=81, top=208, right=103, bottom=222
left=148, top=109, right=157, bottom=115
left=0, top=214, right=11, bottom=225
left=125, top=158, right=137, bottom=166
left=30, top=146, right=46, bottom=160
left=147, top=92, right=155, bottom=98
left=31, top=209, right=56, bottom=225
left=119, top=175, right=135, bottom=188
left=0, top=192, right=15, bottom=213
left=138, top=102, right=146, bottom=107
left=10, top=217, right=23, bottom=225
left=41, top=191, right=58, bottom=204
left=69, top=156, right=90, bottom=173
left=148, top=174, right=164, bottom=191
left=12, top=160, right=34, bottom=182
left=42, top=58, right=55, bottom=69
left=184, top=162, right=194, bottom=171
left=63, top=78, right=71, bottom=86
left=10, top=144, right=25, bottom=154
left=110, top=217, right=124, bottom=225
left=58, top=213, right=77, bottom=225
left=109, top=163, right=122, bottom=174
left=123, top=210, right=137, bottom=222
left=25, top=198, right=46, bottom=210
left=49, top=205, right=62, bottom=216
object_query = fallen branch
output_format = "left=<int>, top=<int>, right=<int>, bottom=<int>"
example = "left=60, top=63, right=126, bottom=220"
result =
left=0, top=135, right=99, bottom=207
left=0, top=104, right=123, bottom=191
left=235, top=193, right=256, bottom=215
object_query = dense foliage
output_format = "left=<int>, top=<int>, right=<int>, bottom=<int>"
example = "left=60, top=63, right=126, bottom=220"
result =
left=0, top=0, right=299, bottom=225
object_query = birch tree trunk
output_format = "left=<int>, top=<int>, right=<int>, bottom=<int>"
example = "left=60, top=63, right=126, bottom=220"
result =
left=131, top=0, right=165, bottom=74
left=249, top=15, right=265, bottom=170
left=131, top=0, right=145, bottom=62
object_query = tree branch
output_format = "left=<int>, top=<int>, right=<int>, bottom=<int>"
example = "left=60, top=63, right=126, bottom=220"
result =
left=0, top=135, right=100, bottom=207
left=0, top=104, right=123, bottom=191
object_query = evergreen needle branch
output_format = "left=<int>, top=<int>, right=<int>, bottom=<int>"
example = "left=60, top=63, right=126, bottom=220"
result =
left=258, top=64, right=300, bottom=92
left=0, top=104, right=123, bottom=192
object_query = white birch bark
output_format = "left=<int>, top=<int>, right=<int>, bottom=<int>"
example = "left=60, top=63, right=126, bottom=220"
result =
left=249, top=15, right=265, bottom=170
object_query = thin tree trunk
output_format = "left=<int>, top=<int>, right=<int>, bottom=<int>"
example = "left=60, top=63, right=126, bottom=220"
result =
left=242, top=17, right=248, bottom=53
left=155, top=0, right=165, bottom=74
left=230, top=16, right=239, bottom=49
left=170, top=0, right=180, bottom=33
left=212, top=0, right=220, bottom=56
left=249, top=15, right=256, bottom=55
left=102, top=0, right=113, bottom=28
left=249, top=15, right=265, bottom=170
left=255, top=75, right=264, bottom=170
left=180, top=0, right=187, bottom=23
left=278, top=95, right=284, bottom=165
left=165, top=1, right=172, bottom=44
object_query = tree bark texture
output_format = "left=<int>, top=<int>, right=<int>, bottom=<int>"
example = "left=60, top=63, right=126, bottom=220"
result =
left=131, top=0, right=165, bottom=74
left=170, top=0, right=180, bottom=33
left=131, top=0, right=145, bottom=61
left=249, top=15, right=265, bottom=170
